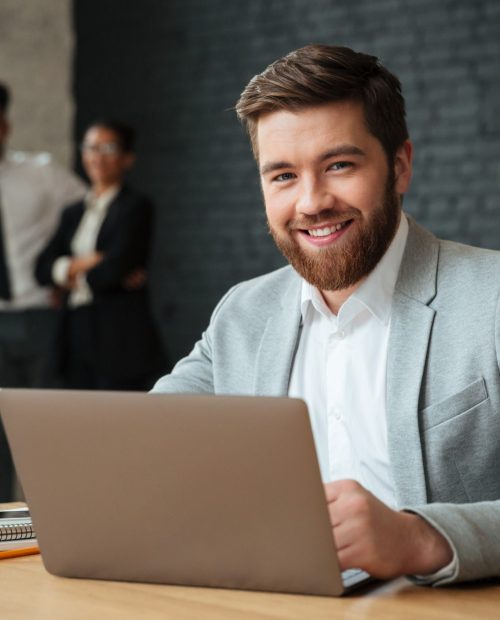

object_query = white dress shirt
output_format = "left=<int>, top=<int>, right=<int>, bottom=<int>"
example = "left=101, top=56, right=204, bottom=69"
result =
left=0, top=151, right=86, bottom=310
left=289, top=215, right=409, bottom=507
left=288, top=213, right=457, bottom=581
left=52, top=185, right=119, bottom=307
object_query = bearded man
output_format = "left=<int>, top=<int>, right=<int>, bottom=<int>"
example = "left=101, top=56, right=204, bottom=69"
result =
left=153, top=45, right=500, bottom=586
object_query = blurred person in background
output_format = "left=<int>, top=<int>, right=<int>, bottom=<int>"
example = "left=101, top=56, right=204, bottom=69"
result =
left=0, top=81, right=86, bottom=501
left=36, top=120, right=166, bottom=393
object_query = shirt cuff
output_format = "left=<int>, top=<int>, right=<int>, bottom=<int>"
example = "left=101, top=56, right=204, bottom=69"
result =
left=67, top=273, right=93, bottom=308
left=409, top=552, right=459, bottom=586
left=402, top=508, right=460, bottom=586
left=52, top=256, right=72, bottom=286
left=77, top=272, right=93, bottom=299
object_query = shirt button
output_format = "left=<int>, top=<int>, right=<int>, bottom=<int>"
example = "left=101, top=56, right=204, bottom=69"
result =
left=337, top=330, right=345, bottom=339
left=331, top=407, right=342, bottom=420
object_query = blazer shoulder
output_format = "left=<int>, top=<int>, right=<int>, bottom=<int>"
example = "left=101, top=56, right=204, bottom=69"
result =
left=212, top=265, right=300, bottom=322
left=438, top=238, right=500, bottom=285
left=401, top=217, right=500, bottom=302
left=429, top=238, right=500, bottom=322
left=115, top=185, right=153, bottom=208
left=60, top=199, right=85, bottom=223
left=439, top=237, right=500, bottom=264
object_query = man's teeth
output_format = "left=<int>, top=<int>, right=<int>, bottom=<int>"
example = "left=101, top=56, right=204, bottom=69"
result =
left=308, top=222, right=348, bottom=237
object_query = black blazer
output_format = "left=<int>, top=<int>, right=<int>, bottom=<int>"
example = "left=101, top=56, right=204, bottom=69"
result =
left=35, top=185, right=166, bottom=383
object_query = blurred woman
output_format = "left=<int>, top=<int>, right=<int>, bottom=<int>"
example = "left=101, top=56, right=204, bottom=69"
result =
left=36, top=120, right=166, bottom=390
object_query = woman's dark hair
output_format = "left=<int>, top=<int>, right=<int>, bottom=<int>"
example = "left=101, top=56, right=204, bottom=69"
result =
left=86, top=120, right=136, bottom=152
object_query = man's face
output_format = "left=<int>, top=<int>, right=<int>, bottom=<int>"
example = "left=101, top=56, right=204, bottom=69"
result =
left=257, top=101, right=412, bottom=292
left=81, top=126, right=134, bottom=188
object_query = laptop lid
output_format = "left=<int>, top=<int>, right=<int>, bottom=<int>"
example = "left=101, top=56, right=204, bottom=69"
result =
left=1, top=389, right=361, bottom=596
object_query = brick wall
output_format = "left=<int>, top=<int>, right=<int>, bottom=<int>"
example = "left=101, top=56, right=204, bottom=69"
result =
left=73, top=0, right=500, bottom=363
left=0, top=0, right=75, bottom=166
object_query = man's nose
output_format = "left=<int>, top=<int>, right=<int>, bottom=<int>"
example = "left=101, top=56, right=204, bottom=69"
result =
left=295, top=177, right=334, bottom=215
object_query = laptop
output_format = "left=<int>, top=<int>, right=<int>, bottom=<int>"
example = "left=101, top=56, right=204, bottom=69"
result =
left=0, top=389, right=370, bottom=596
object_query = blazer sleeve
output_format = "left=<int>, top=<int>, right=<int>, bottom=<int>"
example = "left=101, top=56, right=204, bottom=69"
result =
left=35, top=205, right=78, bottom=286
left=151, top=287, right=241, bottom=395
left=85, top=191, right=153, bottom=294
left=152, top=267, right=302, bottom=396
left=404, top=501, right=500, bottom=585
left=403, top=292, right=500, bottom=585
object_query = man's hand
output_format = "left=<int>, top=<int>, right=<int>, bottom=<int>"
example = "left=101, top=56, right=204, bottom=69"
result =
left=325, top=479, right=453, bottom=579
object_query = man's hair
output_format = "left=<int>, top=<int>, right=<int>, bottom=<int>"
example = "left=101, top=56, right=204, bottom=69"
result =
left=86, top=119, right=136, bottom=152
left=0, top=82, right=10, bottom=116
left=235, top=45, right=409, bottom=164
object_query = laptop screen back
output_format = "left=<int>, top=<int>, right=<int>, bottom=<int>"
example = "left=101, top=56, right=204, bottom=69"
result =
left=0, top=389, right=345, bottom=596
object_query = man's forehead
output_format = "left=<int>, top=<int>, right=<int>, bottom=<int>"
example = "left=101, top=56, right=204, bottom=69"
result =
left=257, top=99, right=365, bottom=127
left=256, top=101, right=373, bottom=166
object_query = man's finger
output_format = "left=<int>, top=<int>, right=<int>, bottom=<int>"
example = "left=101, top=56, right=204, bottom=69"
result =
left=324, top=481, right=341, bottom=503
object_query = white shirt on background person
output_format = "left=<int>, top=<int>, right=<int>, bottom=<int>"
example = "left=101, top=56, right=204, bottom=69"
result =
left=0, top=150, right=86, bottom=310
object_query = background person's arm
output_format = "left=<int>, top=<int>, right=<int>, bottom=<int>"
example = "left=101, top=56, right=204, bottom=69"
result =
left=85, top=192, right=152, bottom=293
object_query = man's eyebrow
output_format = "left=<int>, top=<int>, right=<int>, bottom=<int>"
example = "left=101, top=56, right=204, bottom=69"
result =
left=260, top=145, right=366, bottom=176
left=319, top=145, right=366, bottom=161
left=260, top=160, right=293, bottom=176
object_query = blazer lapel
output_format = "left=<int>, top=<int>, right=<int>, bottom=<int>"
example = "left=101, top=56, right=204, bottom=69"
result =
left=253, top=272, right=302, bottom=396
left=95, top=187, right=125, bottom=248
left=387, top=217, right=439, bottom=506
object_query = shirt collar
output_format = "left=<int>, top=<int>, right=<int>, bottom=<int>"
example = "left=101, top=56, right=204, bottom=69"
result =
left=300, top=213, right=409, bottom=325
left=85, top=184, right=121, bottom=213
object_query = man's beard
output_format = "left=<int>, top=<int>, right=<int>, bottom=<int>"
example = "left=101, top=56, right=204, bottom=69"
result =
left=268, top=177, right=401, bottom=292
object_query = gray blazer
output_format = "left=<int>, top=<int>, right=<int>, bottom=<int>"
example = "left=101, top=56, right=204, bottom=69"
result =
left=153, top=216, right=500, bottom=584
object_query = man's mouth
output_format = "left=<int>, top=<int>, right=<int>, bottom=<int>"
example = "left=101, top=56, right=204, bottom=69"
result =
left=306, top=220, right=352, bottom=237
left=290, top=218, right=355, bottom=248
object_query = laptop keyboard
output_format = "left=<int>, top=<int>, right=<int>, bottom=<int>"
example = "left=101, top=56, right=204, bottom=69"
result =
left=342, top=568, right=370, bottom=588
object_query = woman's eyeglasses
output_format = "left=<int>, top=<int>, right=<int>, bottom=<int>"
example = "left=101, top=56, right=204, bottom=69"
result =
left=80, top=142, right=121, bottom=156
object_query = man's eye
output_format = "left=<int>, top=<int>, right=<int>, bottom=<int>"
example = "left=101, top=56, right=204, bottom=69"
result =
left=273, top=172, right=295, bottom=182
left=329, top=161, right=351, bottom=171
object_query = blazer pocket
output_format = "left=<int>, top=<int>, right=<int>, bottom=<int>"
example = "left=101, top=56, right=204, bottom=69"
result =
left=420, top=377, right=488, bottom=432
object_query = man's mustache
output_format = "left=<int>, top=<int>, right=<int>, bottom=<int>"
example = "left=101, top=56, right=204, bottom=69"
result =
left=285, top=207, right=361, bottom=230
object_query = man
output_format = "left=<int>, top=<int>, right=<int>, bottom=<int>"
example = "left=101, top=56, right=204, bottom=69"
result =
left=153, top=45, right=500, bottom=585
left=0, top=82, right=86, bottom=500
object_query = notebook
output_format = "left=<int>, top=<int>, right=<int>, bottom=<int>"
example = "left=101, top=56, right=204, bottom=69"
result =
left=0, top=389, right=370, bottom=596
left=0, top=507, right=39, bottom=558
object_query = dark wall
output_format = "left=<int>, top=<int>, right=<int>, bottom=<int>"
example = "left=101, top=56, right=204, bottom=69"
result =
left=73, top=0, right=500, bottom=364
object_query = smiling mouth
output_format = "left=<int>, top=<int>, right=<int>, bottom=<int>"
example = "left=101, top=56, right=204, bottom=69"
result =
left=304, top=219, right=353, bottom=237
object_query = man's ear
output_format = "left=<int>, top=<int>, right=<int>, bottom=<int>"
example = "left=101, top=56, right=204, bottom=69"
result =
left=394, top=140, right=413, bottom=195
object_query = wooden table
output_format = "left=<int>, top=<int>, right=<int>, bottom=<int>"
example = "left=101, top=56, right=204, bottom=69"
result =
left=1, top=552, right=499, bottom=619
left=2, top=503, right=499, bottom=619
